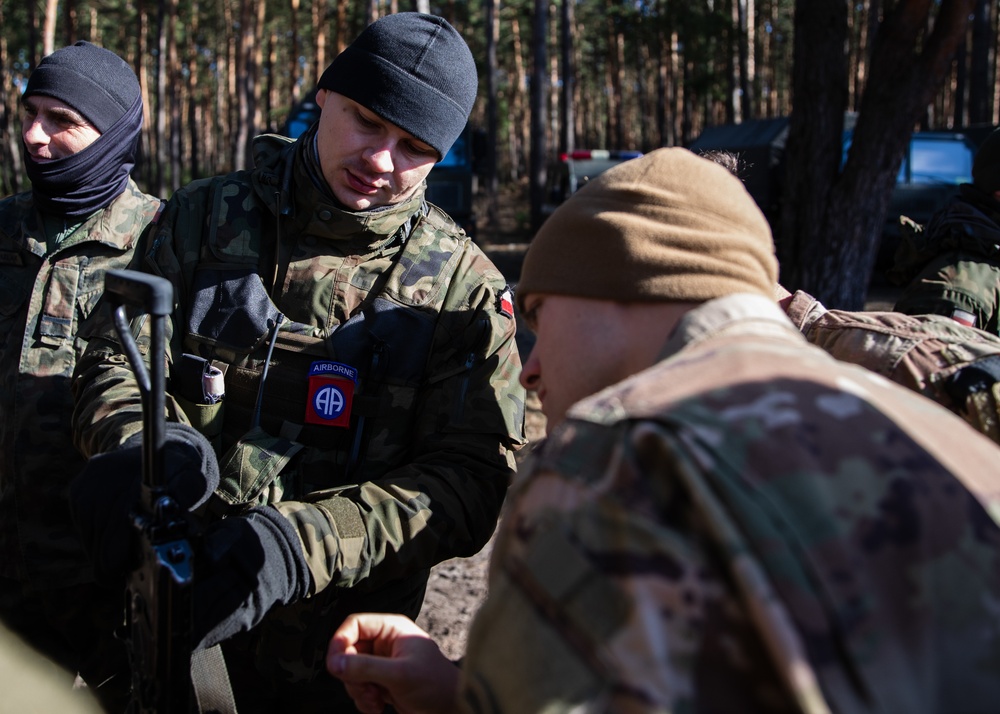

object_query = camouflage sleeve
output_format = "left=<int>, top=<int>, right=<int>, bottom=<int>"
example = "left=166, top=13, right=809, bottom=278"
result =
left=456, top=417, right=799, bottom=714
left=893, top=250, right=1000, bottom=334
left=276, top=243, right=527, bottom=594
left=72, top=186, right=208, bottom=456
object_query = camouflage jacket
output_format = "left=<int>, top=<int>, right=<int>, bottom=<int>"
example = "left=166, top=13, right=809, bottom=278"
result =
left=785, top=289, right=1000, bottom=443
left=73, top=130, right=526, bottom=682
left=0, top=180, right=160, bottom=587
left=892, top=185, right=1000, bottom=334
left=461, top=294, right=1000, bottom=714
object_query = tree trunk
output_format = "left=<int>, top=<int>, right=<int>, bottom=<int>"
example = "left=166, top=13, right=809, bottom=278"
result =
left=484, top=0, right=499, bottom=225
left=529, top=0, right=548, bottom=231
left=167, top=0, right=181, bottom=190
left=63, top=0, right=77, bottom=46
left=0, top=0, right=24, bottom=195
left=42, top=0, right=57, bottom=57
left=289, top=0, right=301, bottom=103
left=559, top=0, right=574, bottom=156
left=232, top=0, right=256, bottom=171
left=968, top=0, right=994, bottom=124
left=312, top=0, right=327, bottom=86
left=186, top=0, right=201, bottom=181
left=780, top=0, right=975, bottom=310
left=510, top=15, right=529, bottom=181
left=154, top=0, right=168, bottom=195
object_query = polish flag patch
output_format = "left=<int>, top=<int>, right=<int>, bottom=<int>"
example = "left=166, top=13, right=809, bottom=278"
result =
left=497, top=286, right=515, bottom=319
left=951, top=308, right=977, bottom=328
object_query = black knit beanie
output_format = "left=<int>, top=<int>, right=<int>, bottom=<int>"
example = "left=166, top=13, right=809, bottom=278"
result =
left=973, top=127, right=1000, bottom=194
left=24, top=41, right=140, bottom=133
left=317, top=13, right=477, bottom=160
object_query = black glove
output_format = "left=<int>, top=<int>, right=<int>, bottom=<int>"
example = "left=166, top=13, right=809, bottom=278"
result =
left=70, top=422, right=221, bottom=583
left=193, top=505, right=313, bottom=650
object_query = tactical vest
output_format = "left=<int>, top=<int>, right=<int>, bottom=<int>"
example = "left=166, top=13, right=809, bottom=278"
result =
left=175, top=176, right=466, bottom=513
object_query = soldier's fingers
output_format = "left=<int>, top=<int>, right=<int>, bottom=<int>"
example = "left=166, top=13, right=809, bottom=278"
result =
left=329, top=612, right=429, bottom=658
left=328, top=650, right=406, bottom=687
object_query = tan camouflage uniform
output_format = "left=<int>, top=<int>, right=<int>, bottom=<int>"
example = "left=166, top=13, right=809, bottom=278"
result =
left=461, top=294, right=1000, bottom=714
left=891, top=185, right=1000, bottom=333
left=73, top=128, right=526, bottom=710
left=784, top=289, right=1000, bottom=443
left=0, top=179, right=160, bottom=707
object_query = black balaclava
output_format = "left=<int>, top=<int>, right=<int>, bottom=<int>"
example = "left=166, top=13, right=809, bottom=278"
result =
left=317, top=13, right=477, bottom=161
left=22, top=41, right=144, bottom=219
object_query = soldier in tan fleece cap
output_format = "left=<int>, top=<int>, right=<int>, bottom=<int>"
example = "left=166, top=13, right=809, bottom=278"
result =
left=325, top=147, right=1000, bottom=714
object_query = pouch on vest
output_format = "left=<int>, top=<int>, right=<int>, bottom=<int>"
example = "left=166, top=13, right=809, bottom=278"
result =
left=172, top=353, right=227, bottom=444
left=213, top=425, right=305, bottom=510
left=328, top=296, right=436, bottom=385
left=187, top=267, right=281, bottom=355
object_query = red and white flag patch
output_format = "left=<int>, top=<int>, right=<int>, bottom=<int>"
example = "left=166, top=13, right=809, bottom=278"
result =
left=951, top=308, right=977, bottom=328
left=497, top=285, right=515, bottom=319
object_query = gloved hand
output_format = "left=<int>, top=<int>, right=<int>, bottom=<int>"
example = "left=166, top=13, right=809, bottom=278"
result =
left=70, top=422, right=220, bottom=583
left=193, top=505, right=313, bottom=650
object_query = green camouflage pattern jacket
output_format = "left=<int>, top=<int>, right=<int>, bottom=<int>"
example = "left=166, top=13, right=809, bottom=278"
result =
left=891, top=185, right=1000, bottom=334
left=785, top=289, right=1000, bottom=443
left=461, top=294, right=1000, bottom=714
left=73, top=130, right=526, bottom=684
left=0, top=180, right=160, bottom=587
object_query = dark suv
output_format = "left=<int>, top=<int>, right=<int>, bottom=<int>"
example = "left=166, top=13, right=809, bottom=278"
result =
left=279, top=90, right=479, bottom=237
left=843, top=129, right=977, bottom=272
left=689, top=118, right=981, bottom=278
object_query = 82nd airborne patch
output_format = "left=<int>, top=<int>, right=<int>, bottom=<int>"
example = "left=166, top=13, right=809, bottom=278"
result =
left=305, top=361, right=358, bottom=428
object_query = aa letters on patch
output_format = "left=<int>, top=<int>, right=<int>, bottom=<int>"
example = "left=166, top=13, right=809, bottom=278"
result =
left=305, top=360, right=358, bottom=428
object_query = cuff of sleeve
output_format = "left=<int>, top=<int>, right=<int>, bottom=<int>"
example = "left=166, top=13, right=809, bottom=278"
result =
left=274, top=499, right=367, bottom=594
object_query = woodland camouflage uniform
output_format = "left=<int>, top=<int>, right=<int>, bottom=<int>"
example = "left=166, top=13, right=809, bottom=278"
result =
left=0, top=179, right=161, bottom=705
left=462, top=294, right=1000, bottom=714
left=784, top=288, right=1000, bottom=443
left=891, top=185, right=1000, bottom=333
left=72, top=128, right=526, bottom=710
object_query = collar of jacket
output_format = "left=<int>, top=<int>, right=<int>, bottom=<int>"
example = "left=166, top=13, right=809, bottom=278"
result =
left=250, top=128, right=425, bottom=250
left=0, top=178, right=151, bottom=258
left=659, top=293, right=802, bottom=362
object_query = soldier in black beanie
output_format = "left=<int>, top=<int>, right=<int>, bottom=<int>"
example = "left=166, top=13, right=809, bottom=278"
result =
left=71, top=12, right=524, bottom=714
left=0, top=41, right=160, bottom=711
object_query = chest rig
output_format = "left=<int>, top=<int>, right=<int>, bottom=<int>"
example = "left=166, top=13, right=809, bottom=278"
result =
left=177, top=173, right=465, bottom=510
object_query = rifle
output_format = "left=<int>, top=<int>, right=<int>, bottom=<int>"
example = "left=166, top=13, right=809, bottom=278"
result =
left=106, top=269, right=194, bottom=713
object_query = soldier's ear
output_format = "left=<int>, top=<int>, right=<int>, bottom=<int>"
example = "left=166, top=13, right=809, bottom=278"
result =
left=316, top=89, right=330, bottom=110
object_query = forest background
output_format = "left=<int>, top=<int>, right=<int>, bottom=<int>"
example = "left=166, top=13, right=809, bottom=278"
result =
left=0, top=0, right=998, bottom=307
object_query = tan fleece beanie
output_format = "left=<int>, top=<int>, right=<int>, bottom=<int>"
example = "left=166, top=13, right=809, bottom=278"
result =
left=517, top=147, right=779, bottom=311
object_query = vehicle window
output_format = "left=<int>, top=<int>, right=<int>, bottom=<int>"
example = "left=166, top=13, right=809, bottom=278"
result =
left=285, top=116, right=317, bottom=139
left=437, top=134, right=467, bottom=168
left=904, top=138, right=973, bottom=185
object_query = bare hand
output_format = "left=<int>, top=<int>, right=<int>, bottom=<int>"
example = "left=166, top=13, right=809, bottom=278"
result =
left=326, top=613, right=461, bottom=714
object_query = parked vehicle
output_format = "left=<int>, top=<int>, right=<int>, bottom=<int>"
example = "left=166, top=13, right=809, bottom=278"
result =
left=852, top=129, right=977, bottom=273
left=688, top=117, right=986, bottom=282
left=279, top=90, right=480, bottom=237
left=542, top=149, right=643, bottom=219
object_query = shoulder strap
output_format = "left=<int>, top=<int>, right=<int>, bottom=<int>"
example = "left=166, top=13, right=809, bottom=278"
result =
left=190, top=645, right=239, bottom=714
